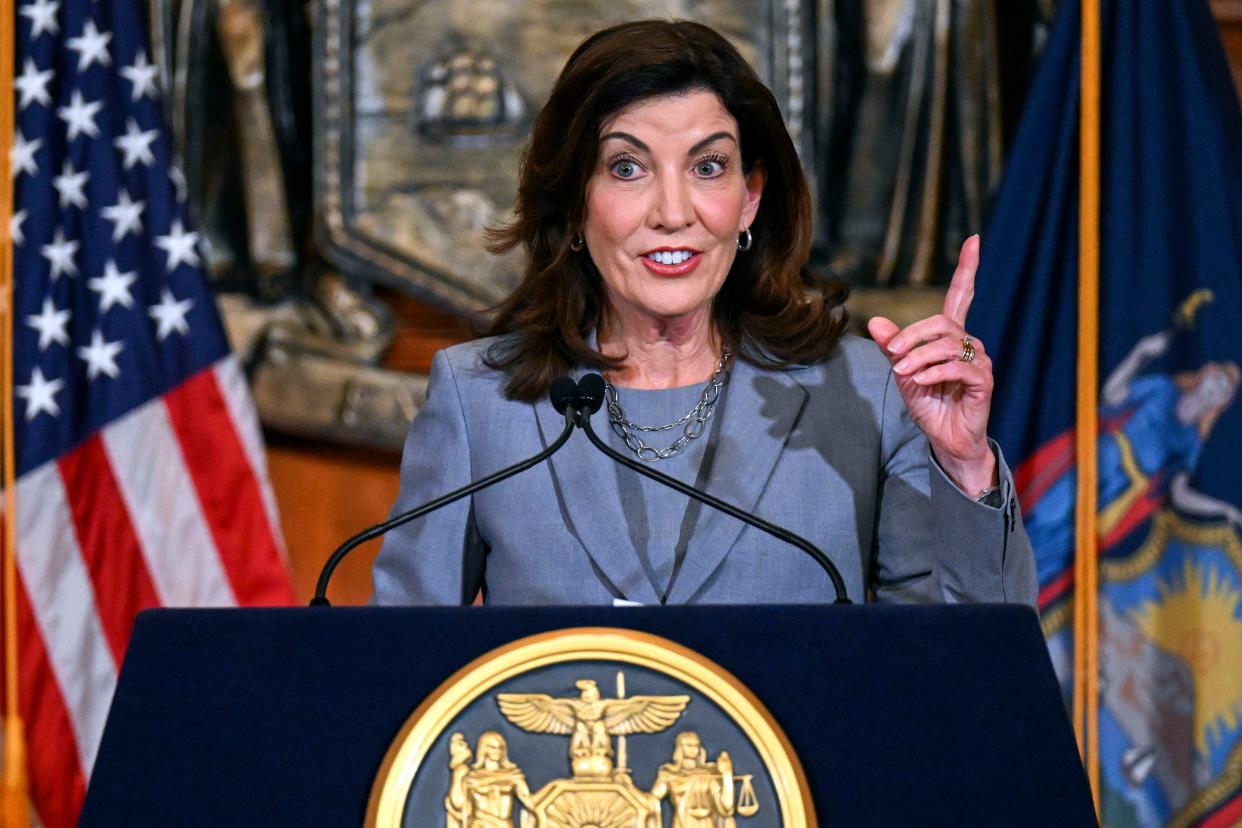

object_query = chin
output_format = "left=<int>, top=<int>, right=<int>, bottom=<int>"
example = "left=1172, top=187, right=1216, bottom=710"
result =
left=638, top=298, right=715, bottom=321
left=636, top=284, right=719, bottom=317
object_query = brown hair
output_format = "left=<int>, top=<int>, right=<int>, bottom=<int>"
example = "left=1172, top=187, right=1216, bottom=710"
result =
left=484, top=19, right=848, bottom=400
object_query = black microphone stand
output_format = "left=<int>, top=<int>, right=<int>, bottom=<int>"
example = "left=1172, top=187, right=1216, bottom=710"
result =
left=310, top=379, right=580, bottom=606
left=573, top=374, right=852, bottom=604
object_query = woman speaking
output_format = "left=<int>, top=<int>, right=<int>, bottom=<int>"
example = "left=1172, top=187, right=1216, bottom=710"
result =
left=370, top=20, right=1036, bottom=607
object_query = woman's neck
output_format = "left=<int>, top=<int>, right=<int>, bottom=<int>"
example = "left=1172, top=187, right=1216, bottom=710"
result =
left=598, top=310, right=723, bottom=389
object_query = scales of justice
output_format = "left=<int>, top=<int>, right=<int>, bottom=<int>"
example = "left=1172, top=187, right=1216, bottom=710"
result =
left=442, top=673, right=761, bottom=827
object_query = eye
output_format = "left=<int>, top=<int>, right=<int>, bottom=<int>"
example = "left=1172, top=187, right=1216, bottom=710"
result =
left=694, top=154, right=728, bottom=178
left=609, top=156, right=644, bottom=180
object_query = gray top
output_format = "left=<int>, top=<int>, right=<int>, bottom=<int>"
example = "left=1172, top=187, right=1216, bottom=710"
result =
left=371, top=334, right=1037, bottom=607
left=604, top=382, right=720, bottom=602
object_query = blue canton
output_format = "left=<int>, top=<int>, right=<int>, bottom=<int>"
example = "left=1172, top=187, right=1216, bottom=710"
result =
left=13, top=0, right=232, bottom=476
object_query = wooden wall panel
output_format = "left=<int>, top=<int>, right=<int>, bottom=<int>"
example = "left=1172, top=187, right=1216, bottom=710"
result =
left=271, top=10, right=1242, bottom=605
left=268, top=436, right=402, bottom=605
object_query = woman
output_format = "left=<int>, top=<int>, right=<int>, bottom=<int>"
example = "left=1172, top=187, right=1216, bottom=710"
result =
left=460, top=732, right=532, bottom=827
left=371, top=20, right=1036, bottom=607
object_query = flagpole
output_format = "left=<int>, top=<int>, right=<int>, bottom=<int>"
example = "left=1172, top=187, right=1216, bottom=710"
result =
left=1075, top=0, right=1102, bottom=812
left=1, top=0, right=32, bottom=823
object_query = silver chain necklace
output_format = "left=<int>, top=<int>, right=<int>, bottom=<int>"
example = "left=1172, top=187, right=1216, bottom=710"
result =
left=604, top=349, right=731, bottom=462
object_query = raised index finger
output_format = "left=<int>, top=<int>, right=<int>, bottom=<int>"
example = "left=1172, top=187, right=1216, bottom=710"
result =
left=943, top=234, right=981, bottom=326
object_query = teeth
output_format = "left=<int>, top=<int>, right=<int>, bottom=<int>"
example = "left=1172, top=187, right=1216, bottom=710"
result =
left=647, top=250, right=693, bottom=265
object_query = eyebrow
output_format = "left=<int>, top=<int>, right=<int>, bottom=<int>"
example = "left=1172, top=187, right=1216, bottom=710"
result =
left=598, top=130, right=738, bottom=155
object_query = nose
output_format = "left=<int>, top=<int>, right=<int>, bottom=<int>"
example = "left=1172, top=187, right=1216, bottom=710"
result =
left=648, top=174, right=693, bottom=231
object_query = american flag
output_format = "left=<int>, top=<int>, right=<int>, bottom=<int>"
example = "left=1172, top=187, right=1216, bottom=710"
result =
left=8, top=0, right=296, bottom=823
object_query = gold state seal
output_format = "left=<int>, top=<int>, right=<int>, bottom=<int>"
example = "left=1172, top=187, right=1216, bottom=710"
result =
left=367, top=628, right=814, bottom=827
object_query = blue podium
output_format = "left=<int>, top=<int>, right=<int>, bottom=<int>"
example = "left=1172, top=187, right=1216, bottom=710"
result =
left=79, top=604, right=1096, bottom=826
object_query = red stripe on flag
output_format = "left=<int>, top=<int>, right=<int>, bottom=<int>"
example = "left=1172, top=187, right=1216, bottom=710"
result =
left=58, top=435, right=161, bottom=664
left=1013, top=428, right=1075, bottom=512
left=1198, top=791, right=1242, bottom=828
left=11, top=573, right=88, bottom=828
left=163, top=369, right=295, bottom=604
left=1037, top=568, right=1074, bottom=612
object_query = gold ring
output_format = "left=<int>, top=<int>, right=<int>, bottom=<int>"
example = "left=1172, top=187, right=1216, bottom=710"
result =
left=959, top=335, right=976, bottom=364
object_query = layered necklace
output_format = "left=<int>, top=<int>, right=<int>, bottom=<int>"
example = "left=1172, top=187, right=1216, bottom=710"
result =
left=604, top=348, right=732, bottom=462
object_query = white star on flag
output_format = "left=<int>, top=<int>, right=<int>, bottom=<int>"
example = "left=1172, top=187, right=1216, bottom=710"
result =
left=26, top=297, right=72, bottom=350
left=52, top=160, right=89, bottom=209
left=41, top=228, right=79, bottom=280
left=88, top=260, right=138, bottom=312
left=10, top=130, right=41, bottom=178
left=149, top=289, right=194, bottom=340
left=18, top=0, right=59, bottom=38
left=16, top=367, right=64, bottom=420
left=10, top=210, right=27, bottom=246
left=120, top=50, right=159, bottom=100
left=100, top=190, right=145, bottom=242
left=114, top=118, right=157, bottom=169
left=155, top=220, right=201, bottom=271
left=77, top=330, right=124, bottom=380
left=14, top=58, right=53, bottom=109
left=57, top=89, right=103, bottom=141
left=66, top=20, right=111, bottom=71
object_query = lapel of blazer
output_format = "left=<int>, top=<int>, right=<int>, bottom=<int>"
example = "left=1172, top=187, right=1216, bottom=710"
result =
left=534, top=396, right=663, bottom=605
left=664, top=359, right=809, bottom=604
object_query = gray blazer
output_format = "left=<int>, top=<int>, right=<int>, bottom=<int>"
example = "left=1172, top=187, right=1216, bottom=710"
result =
left=371, top=335, right=1037, bottom=606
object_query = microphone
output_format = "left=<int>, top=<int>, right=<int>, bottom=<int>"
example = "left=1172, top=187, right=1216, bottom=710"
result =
left=310, top=377, right=581, bottom=606
left=549, top=375, right=580, bottom=415
left=573, top=372, right=607, bottom=423
left=572, top=372, right=851, bottom=604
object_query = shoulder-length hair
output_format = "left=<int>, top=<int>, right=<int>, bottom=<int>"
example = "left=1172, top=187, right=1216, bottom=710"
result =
left=484, top=19, right=848, bottom=401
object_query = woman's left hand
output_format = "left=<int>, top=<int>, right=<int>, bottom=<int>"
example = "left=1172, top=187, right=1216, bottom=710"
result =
left=866, top=235, right=997, bottom=496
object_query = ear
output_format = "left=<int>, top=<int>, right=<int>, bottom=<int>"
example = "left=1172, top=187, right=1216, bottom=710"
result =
left=740, top=161, right=766, bottom=229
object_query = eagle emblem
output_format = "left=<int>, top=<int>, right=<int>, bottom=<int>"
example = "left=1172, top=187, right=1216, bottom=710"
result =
left=497, top=679, right=689, bottom=778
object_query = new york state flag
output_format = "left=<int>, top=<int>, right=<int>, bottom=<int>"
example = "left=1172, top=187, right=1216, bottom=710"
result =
left=971, top=1, right=1242, bottom=825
